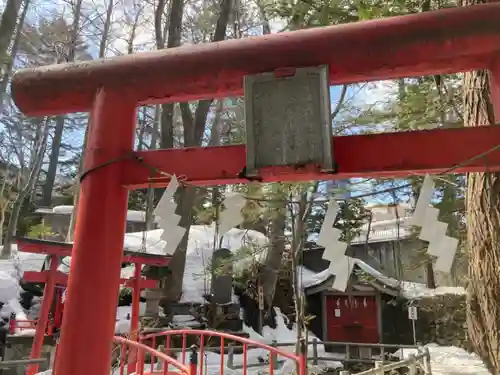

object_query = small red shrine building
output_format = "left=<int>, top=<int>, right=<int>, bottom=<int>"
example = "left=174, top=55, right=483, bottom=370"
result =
left=301, top=247, right=405, bottom=346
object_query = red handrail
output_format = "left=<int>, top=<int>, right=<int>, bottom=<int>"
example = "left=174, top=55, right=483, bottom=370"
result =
left=114, top=336, right=191, bottom=375
left=8, top=319, right=53, bottom=336
left=140, top=329, right=307, bottom=375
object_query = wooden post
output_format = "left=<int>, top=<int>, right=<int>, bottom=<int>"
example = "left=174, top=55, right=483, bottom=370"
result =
left=227, top=344, right=234, bottom=369
left=312, top=337, right=318, bottom=365
left=423, top=347, right=433, bottom=375
left=408, top=354, right=417, bottom=375
left=270, top=340, right=279, bottom=370
left=128, top=261, right=143, bottom=374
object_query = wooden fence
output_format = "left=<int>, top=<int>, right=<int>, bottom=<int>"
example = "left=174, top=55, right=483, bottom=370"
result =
left=226, top=339, right=424, bottom=370
left=349, top=347, right=432, bottom=375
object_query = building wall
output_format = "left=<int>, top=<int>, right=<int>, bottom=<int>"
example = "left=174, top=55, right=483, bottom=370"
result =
left=303, top=240, right=428, bottom=284
left=349, top=240, right=427, bottom=284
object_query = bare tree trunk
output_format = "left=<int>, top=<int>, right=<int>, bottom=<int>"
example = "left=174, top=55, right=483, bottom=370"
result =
left=261, top=198, right=286, bottom=307
left=290, top=191, right=308, bottom=356
left=0, top=0, right=22, bottom=74
left=42, top=115, right=64, bottom=206
left=425, top=262, right=436, bottom=289
left=464, top=65, right=500, bottom=374
left=159, top=0, right=233, bottom=304
left=2, top=118, right=50, bottom=258
left=0, top=0, right=29, bottom=107
left=0, top=176, right=11, bottom=245
left=66, top=0, right=114, bottom=241
left=145, top=105, right=160, bottom=230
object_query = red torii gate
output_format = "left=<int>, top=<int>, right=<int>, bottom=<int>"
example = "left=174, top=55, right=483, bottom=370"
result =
left=10, top=3, right=500, bottom=375
left=15, top=238, right=170, bottom=375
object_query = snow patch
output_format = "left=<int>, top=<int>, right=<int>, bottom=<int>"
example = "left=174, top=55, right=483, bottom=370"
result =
left=396, top=344, right=491, bottom=375
left=49, top=206, right=160, bottom=223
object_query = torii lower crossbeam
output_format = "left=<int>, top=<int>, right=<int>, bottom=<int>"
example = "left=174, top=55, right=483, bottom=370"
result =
left=10, top=4, right=500, bottom=375
left=123, top=126, right=500, bottom=188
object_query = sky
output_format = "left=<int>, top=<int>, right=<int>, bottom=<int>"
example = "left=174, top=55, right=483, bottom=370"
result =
left=14, top=0, right=400, bottom=204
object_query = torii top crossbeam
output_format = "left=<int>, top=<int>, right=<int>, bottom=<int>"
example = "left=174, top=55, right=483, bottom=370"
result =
left=11, top=2, right=500, bottom=116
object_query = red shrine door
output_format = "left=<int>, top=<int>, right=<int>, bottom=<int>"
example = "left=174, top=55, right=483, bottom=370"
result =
left=325, top=294, right=379, bottom=343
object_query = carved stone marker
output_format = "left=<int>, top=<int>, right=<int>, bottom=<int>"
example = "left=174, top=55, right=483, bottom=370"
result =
left=211, top=248, right=234, bottom=305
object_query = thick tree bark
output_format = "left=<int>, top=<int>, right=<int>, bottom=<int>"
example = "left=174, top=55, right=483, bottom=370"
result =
left=159, top=0, right=233, bottom=304
left=42, top=115, right=64, bottom=206
left=0, top=0, right=22, bottom=72
left=464, top=67, right=500, bottom=374
left=261, top=202, right=286, bottom=307
left=0, top=0, right=29, bottom=108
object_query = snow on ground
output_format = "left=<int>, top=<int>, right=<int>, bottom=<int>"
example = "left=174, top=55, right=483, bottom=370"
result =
left=243, top=308, right=343, bottom=373
left=114, top=303, right=147, bottom=335
left=39, top=345, right=494, bottom=375
left=57, top=224, right=267, bottom=302
left=123, top=225, right=268, bottom=303
left=397, top=344, right=491, bottom=375
left=0, top=245, right=46, bottom=280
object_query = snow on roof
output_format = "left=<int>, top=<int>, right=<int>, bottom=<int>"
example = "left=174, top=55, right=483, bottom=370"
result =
left=299, top=257, right=465, bottom=299
left=37, top=206, right=160, bottom=223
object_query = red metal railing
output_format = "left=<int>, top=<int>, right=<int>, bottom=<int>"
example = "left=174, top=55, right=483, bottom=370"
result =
left=114, top=336, right=191, bottom=375
left=8, top=319, right=53, bottom=336
left=50, top=336, right=190, bottom=375
left=138, top=329, right=307, bottom=375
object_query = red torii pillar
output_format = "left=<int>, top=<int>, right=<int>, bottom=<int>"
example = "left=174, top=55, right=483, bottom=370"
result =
left=10, top=4, right=500, bottom=375
left=16, top=238, right=168, bottom=375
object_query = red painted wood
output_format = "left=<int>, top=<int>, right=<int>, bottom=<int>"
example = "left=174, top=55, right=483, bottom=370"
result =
left=10, top=3, right=500, bottom=116
left=53, top=288, right=64, bottom=330
left=23, top=270, right=157, bottom=289
left=54, top=91, right=137, bottom=375
left=16, top=239, right=71, bottom=256
left=352, top=297, right=379, bottom=344
left=28, top=254, right=59, bottom=375
left=128, top=263, right=143, bottom=374
left=23, top=270, right=68, bottom=285
left=16, top=238, right=171, bottom=267
left=113, top=336, right=190, bottom=375
left=325, top=295, right=379, bottom=343
left=122, top=126, right=500, bottom=188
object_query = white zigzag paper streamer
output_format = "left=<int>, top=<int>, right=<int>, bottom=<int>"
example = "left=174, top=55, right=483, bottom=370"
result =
left=154, top=175, right=186, bottom=255
left=317, top=199, right=353, bottom=291
left=410, top=175, right=458, bottom=273
left=219, top=194, right=245, bottom=236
